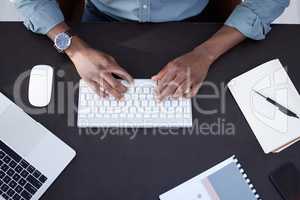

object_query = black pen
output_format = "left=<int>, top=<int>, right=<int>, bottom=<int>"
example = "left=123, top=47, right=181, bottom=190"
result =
left=254, top=90, right=299, bottom=119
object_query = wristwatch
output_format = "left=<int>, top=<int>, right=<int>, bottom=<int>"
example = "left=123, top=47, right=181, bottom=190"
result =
left=54, top=30, right=75, bottom=53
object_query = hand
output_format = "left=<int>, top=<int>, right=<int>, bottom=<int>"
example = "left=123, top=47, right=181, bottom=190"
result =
left=152, top=47, right=213, bottom=101
left=66, top=37, right=133, bottom=100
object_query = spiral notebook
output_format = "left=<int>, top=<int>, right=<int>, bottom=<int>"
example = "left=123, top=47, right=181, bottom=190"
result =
left=159, top=156, right=261, bottom=200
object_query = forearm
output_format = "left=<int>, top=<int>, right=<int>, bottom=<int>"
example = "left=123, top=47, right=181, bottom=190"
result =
left=194, top=25, right=246, bottom=64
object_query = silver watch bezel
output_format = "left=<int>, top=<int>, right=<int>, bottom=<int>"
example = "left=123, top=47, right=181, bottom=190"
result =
left=54, top=32, right=72, bottom=53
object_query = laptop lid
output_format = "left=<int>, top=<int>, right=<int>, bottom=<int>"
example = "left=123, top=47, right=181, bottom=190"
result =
left=0, top=93, right=45, bottom=157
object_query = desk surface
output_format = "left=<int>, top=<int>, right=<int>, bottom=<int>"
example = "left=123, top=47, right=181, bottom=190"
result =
left=0, top=23, right=300, bottom=200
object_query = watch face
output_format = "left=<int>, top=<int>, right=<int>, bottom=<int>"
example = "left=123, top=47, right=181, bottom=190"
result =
left=54, top=32, right=71, bottom=51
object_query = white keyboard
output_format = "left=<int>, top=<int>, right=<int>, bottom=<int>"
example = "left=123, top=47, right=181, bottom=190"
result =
left=77, top=79, right=193, bottom=127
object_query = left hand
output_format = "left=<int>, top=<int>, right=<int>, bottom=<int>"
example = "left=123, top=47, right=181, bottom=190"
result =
left=152, top=47, right=214, bottom=101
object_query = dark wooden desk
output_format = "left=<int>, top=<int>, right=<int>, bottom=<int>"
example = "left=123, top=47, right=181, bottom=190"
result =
left=0, top=23, right=299, bottom=200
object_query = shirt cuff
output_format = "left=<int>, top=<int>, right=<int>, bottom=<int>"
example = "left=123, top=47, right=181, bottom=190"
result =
left=225, top=5, right=271, bottom=40
left=21, top=1, right=64, bottom=34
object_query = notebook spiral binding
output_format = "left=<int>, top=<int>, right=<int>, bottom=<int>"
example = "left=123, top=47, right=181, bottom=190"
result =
left=233, top=156, right=262, bottom=200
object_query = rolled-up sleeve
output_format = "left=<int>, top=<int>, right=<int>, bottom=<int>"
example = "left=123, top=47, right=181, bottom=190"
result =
left=13, top=0, right=64, bottom=34
left=225, top=0, right=290, bottom=40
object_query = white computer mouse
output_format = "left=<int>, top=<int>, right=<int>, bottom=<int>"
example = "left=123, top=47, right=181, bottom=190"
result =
left=28, top=65, right=53, bottom=107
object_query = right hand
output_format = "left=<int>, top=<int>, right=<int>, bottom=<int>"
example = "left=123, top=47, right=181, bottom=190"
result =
left=66, top=37, right=133, bottom=100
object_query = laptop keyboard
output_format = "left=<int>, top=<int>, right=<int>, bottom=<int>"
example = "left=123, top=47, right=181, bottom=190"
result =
left=0, top=140, right=47, bottom=200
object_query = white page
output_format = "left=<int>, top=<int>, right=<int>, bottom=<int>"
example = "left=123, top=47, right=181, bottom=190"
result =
left=228, top=59, right=300, bottom=153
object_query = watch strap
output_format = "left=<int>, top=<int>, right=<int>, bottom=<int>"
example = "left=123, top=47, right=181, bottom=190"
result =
left=65, top=29, right=76, bottom=38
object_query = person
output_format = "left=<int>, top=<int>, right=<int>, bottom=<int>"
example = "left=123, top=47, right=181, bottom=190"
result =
left=14, top=0, right=289, bottom=101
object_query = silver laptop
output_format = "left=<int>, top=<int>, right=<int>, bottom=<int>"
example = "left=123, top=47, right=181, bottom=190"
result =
left=0, top=92, right=76, bottom=200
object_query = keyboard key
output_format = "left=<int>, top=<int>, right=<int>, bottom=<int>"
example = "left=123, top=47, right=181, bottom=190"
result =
left=20, top=161, right=29, bottom=169
left=20, top=170, right=29, bottom=178
left=136, top=114, right=142, bottom=118
left=160, top=114, right=166, bottom=118
left=12, top=193, right=21, bottom=200
left=176, top=114, right=182, bottom=118
left=164, top=101, right=171, bottom=107
left=172, top=101, right=178, bottom=107
left=0, top=141, right=21, bottom=163
left=167, top=108, right=175, bottom=113
left=0, top=171, right=6, bottom=179
left=7, top=168, right=15, bottom=176
left=21, top=190, right=32, bottom=200
left=184, top=106, right=191, bottom=113
left=33, top=170, right=41, bottom=178
left=3, top=156, right=11, bottom=164
left=141, top=100, right=147, bottom=106
left=176, top=107, right=183, bottom=113
left=9, top=160, right=17, bottom=168
left=12, top=174, right=21, bottom=182
left=0, top=151, right=5, bottom=159
left=15, top=166, right=22, bottom=173
left=79, top=107, right=91, bottom=114
left=135, top=87, right=142, bottom=93
left=3, top=176, right=11, bottom=184
left=1, top=184, right=9, bottom=192
left=26, top=175, right=41, bottom=189
left=184, top=114, right=190, bottom=118
left=24, top=183, right=37, bottom=195
left=7, top=188, right=15, bottom=197
left=1, top=164, right=9, bottom=172
left=18, top=178, right=26, bottom=186
left=8, top=180, right=17, bottom=189
left=15, top=185, right=22, bottom=193
left=39, top=175, right=47, bottom=183
left=26, top=166, right=35, bottom=174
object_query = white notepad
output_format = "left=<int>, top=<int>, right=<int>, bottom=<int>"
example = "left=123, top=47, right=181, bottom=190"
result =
left=228, top=59, right=300, bottom=154
left=159, top=156, right=260, bottom=200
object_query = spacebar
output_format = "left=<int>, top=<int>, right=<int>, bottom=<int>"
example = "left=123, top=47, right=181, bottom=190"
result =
left=0, top=140, right=22, bottom=162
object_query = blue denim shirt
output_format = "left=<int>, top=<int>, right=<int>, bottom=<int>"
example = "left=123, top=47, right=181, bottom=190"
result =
left=14, top=0, right=289, bottom=40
